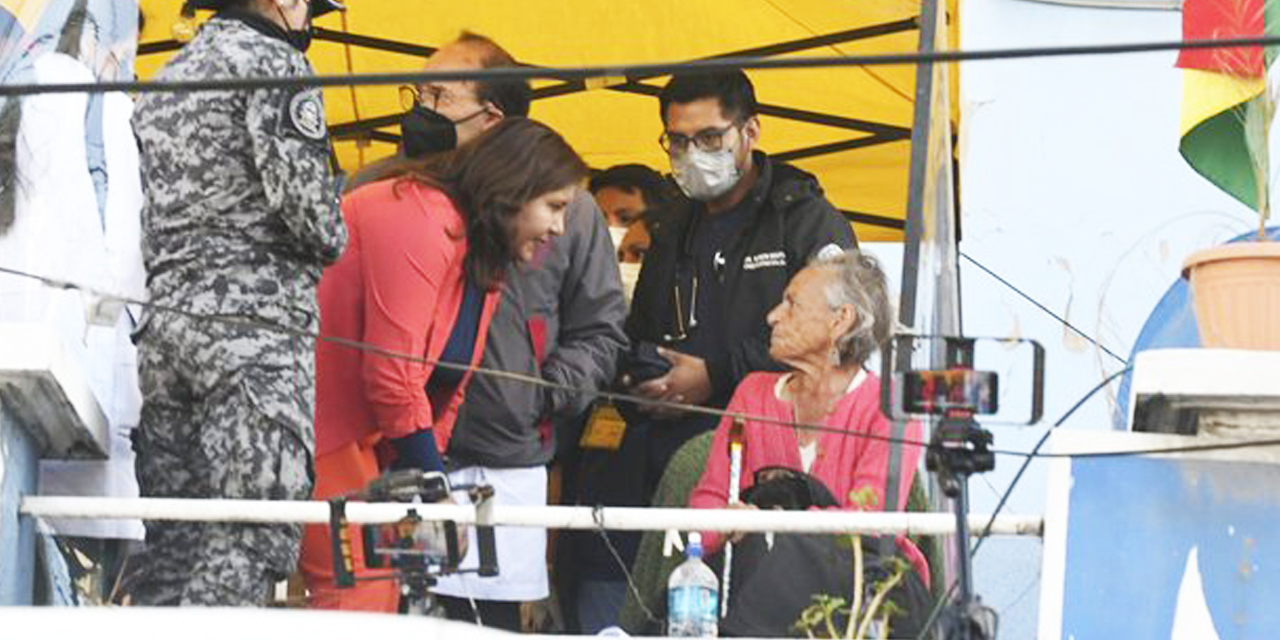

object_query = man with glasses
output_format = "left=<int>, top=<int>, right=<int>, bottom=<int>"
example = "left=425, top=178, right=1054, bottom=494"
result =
left=395, top=31, right=528, bottom=156
left=629, top=68, right=855, bottom=496
left=570, top=69, right=856, bottom=632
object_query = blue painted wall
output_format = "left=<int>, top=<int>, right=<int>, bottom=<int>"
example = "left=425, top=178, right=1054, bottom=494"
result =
left=0, top=404, right=38, bottom=604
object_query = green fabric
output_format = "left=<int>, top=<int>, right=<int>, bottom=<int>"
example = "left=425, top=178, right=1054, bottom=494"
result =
left=617, top=430, right=715, bottom=634
left=1179, top=99, right=1263, bottom=212
left=906, top=475, right=946, bottom=597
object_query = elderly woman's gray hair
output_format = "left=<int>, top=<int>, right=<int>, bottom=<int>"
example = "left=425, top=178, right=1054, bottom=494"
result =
left=810, top=249, right=893, bottom=367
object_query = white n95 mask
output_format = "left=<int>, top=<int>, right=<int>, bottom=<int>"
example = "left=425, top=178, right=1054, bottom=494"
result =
left=608, top=225, right=628, bottom=249
left=671, top=147, right=741, bottom=201
left=618, top=262, right=642, bottom=307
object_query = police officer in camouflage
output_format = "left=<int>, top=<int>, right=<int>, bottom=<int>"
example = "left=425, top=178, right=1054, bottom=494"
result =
left=124, top=0, right=347, bottom=606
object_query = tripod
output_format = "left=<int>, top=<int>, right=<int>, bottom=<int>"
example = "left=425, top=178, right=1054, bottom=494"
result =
left=927, top=415, right=998, bottom=640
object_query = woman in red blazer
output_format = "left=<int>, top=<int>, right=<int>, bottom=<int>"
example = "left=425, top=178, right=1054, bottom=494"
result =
left=302, top=118, right=588, bottom=610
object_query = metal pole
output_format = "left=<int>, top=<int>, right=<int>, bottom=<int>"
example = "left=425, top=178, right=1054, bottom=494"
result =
left=19, top=496, right=1044, bottom=535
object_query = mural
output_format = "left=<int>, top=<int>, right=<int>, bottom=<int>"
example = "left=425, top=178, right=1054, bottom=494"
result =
left=0, top=0, right=144, bottom=542
left=0, top=0, right=139, bottom=233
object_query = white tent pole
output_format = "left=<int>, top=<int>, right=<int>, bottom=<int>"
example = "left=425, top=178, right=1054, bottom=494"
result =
left=20, top=496, right=1042, bottom=536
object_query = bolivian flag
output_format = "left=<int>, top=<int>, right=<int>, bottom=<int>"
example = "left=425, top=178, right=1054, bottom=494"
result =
left=1178, top=0, right=1278, bottom=211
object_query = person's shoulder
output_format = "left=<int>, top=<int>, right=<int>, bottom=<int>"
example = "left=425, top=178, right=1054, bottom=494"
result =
left=345, top=179, right=458, bottom=228
left=847, top=370, right=890, bottom=422
left=640, top=198, right=693, bottom=247
left=206, top=18, right=304, bottom=75
left=759, top=156, right=835, bottom=212
left=563, top=188, right=605, bottom=238
left=738, top=371, right=787, bottom=396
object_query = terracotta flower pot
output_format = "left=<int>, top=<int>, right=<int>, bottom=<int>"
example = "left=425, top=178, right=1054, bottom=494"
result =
left=1182, top=241, right=1280, bottom=350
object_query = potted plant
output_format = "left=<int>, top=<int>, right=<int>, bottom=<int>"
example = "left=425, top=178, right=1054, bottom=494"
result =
left=1177, top=1, right=1280, bottom=349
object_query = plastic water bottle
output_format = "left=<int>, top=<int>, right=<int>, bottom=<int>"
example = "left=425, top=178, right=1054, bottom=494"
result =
left=667, top=532, right=719, bottom=637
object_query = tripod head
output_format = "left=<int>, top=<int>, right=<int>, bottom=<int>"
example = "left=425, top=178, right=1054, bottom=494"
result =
left=927, top=416, right=995, bottom=498
left=326, top=470, right=498, bottom=613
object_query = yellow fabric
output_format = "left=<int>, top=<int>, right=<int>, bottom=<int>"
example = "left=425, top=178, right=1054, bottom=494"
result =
left=1180, top=67, right=1265, bottom=137
left=1, top=0, right=54, bottom=31
left=137, top=0, right=962, bottom=242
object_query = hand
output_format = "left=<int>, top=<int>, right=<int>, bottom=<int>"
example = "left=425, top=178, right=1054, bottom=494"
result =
left=725, top=502, right=758, bottom=545
left=630, top=348, right=712, bottom=418
left=520, top=598, right=557, bottom=633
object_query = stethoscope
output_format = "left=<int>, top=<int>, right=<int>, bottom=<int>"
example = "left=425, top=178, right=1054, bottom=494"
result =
left=663, top=250, right=727, bottom=342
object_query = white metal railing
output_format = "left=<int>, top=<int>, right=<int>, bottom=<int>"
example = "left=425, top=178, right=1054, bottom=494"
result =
left=20, top=496, right=1043, bottom=537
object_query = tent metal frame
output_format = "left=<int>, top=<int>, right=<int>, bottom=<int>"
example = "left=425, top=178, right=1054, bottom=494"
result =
left=138, top=17, right=923, bottom=231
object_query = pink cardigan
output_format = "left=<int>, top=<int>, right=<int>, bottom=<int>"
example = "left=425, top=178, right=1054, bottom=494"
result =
left=688, top=370, right=929, bottom=584
left=314, top=179, right=500, bottom=457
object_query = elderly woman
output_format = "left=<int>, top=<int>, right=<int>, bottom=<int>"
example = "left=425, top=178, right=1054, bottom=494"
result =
left=688, top=249, right=927, bottom=580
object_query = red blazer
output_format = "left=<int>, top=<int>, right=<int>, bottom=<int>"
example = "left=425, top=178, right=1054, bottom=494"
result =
left=315, top=179, right=500, bottom=457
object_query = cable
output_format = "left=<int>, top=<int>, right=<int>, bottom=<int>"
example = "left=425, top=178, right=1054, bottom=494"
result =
left=0, top=263, right=934, bottom=453
left=7, top=263, right=1280, bottom=463
left=960, top=251, right=1128, bottom=366
left=4, top=35, right=1280, bottom=98
left=915, top=365, right=1131, bottom=640
left=971, top=367, right=1130, bottom=556
left=591, top=504, right=662, bottom=628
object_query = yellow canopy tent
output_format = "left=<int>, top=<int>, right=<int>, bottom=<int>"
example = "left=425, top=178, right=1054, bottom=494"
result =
left=136, top=0, right=959, bottom=242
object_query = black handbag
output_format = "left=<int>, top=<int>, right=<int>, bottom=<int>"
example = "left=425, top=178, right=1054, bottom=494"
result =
left=720, top=468, right=933, bottom=638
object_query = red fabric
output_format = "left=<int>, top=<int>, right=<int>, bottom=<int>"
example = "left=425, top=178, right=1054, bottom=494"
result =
left=1177, top=0, right=1266, bottom=76
left=315, top=179, right=500, bottom=456
left=688, top=371, right=929, bottom=585
left=300, top=438, right=399, bottom=611
left=527, top=315, right=554, bottom=445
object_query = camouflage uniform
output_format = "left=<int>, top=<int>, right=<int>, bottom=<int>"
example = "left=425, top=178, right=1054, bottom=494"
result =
left=125, top=14, right=347, bottom=606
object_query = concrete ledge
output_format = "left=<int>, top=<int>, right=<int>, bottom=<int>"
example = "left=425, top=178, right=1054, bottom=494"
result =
left=1130, top=348, right=1280, bottom=434
left=0, top=323, right=107, bottom=459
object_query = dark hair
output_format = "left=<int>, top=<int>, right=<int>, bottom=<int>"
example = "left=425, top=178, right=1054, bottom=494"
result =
left=658, top=70, right=758, bottom=125
left=588, top=163, right=675, bottom=211
left=382, top=118, right=586, bottom=289
left=454, top=31, right=531, bottom=118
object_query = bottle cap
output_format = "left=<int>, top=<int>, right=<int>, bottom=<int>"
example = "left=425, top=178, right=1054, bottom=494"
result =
left=686, top=531, right=703, bottom=558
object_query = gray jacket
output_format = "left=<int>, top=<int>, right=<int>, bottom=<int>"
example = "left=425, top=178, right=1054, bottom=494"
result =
left=447, top=190, right=628, bottom=467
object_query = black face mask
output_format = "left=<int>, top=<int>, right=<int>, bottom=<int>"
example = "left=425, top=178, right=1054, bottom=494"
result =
left=273, top=1, right=314, bottom=53
left=399, top=104, right=487, bottom=158
left=400, top=105, right=458, bottom=157
left=286, top=25, right=312, bottom=53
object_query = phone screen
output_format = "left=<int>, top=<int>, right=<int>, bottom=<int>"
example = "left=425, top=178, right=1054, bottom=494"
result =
left=900, top=370, right=999, bottom=416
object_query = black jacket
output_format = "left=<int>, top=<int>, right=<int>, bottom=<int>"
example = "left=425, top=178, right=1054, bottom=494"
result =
left=625, top=151, right=857, bottom=405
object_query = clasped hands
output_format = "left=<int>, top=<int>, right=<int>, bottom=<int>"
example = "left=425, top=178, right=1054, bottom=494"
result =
left=623, top=347, right=712, bottom=418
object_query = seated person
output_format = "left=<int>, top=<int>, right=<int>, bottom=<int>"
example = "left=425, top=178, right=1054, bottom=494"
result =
left=687, top=249, right=929, bottom=631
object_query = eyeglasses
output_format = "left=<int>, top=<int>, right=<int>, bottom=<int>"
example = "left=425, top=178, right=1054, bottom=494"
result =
left=397, top=83, right=479, bottom=112
left=658, top=124, right=739, bottom=155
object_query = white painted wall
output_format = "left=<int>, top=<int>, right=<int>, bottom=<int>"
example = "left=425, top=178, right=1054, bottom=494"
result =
left=957, top=0, right=1260, bottom=636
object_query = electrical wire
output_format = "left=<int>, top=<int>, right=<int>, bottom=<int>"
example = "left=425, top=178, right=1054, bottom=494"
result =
left=0, top=263, right=931, bottom=452
left=913, top=365, right=1131, bottom=640
left=3, top=35, right=1280, bottom=98
left=5, top=263, right=1279, bottom=463
left=971, top=366, right=1132, bottom=556
left=960, top=251, right=1128, bottom=366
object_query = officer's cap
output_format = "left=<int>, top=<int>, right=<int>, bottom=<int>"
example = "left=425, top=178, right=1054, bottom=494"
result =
left=186, top=0, right=346, bottom=17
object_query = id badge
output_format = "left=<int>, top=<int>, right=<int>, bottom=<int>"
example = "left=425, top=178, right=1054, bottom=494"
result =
left=579, top=401, right=627, bottom=450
